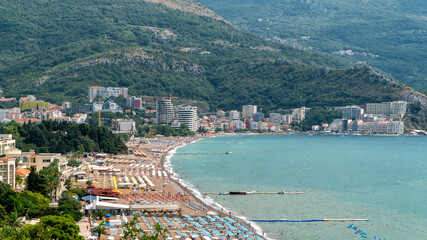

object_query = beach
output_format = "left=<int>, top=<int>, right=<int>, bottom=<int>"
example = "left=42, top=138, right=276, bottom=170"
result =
left=81, top=133, right=266, bottom=239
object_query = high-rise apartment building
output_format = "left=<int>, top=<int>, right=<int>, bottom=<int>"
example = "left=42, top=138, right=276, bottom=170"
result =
left=229, top=110, right=240, bottom=120
left=88, top=86, right=128, bottom=99
left=253, top=112, right=265, bottom=122
left=292, top=107, right=308, bottom=123
left=126, top=96, right=143, bottom=109
left=88, top=86, right=105, bottom=99
left=156, top=98, right=175, bottom=124
left=242, top=105, right=257, bottom=118
left=342, top=106, right=364, bottom=120
left=366, top=101, right=407, bottom=115
left=177, top=106, right=198, bottom=132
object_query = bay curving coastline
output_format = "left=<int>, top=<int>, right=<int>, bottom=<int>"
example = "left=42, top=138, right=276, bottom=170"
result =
left=159, top=135, right=271, bottom=239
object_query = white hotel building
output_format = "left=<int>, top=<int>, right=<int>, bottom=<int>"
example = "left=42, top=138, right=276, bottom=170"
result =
left=177, top=106, right=198, bottom=132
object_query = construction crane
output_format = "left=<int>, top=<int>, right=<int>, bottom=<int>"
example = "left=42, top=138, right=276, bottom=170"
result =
left=98, top=99, right=101, bottom=127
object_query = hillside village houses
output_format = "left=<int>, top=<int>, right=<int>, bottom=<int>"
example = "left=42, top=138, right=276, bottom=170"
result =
left=0, top=134, right=68, bottom=189
left=0, top=95, right=87, bottom=124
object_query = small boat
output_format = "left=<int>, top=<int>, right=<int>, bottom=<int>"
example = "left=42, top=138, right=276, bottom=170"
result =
left=225, top=151, right=232, bottom=154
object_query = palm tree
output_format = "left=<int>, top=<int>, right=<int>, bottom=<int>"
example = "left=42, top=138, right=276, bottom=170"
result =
left=96, top=209, right=107, bottom=220
left=93, top=226, right=107, bottom=239
left=153, top=223, right=169, bottom=240
left=122, top=216, right=144, bottom=239
left=65, top=178, right=72, bottom=191
left=3, top=212, right=24, bottom=229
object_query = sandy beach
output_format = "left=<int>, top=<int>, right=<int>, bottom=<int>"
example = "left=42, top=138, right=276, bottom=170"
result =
left=79, top=133, right=265, bottom=239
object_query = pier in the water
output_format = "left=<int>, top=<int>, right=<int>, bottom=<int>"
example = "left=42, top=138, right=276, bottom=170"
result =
left=250, top=218, right=369, bottom=222
left=203, top=191, right=304, bottom=195
left=175, top=151, right=232, bottom=155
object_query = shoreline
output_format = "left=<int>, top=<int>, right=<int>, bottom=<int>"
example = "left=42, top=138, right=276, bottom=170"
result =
left=126, top=134, right=427, bottom=240
left=158, top=134, right=269, bottom=239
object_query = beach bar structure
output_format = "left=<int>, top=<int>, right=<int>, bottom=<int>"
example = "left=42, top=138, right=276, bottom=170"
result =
left=86, top=196, right=180, bottom=215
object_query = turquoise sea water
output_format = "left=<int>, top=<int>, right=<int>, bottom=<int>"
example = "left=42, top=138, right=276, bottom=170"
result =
left=170, top=135, right=427, bottom=240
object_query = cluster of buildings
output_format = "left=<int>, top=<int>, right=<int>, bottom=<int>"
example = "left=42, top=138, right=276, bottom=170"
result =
left=68, top=99, right=123, bottom=114
left=0, top=134, right=67, bottom=189
left=155, top=101, right=312, bottom=133
left=154, top=99, right=408, bottom=135
left=74, top=87, right=144, bottom=113
left=155, top=98, right=199, bottom=132
left=0, top=88, right=412, bottom=137
left=313, top=101, right=408, bottom=135
left=0, top=92, right=140, bottom=135
left=198, top=105, right=309, bottom=132
left=0, top=96, right=87, bottom=124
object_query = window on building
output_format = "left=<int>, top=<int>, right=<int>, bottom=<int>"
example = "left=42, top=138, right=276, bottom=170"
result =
left=42, top=159, right=51, bottom=163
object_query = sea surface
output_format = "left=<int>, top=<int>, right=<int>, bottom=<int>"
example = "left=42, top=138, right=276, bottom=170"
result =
left=169, top=135, right=427, bottom=239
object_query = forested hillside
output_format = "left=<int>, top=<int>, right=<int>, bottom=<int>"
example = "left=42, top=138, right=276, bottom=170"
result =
left=0, top=121, right=128, bottom=154
left=0, top=0, right=423, bottom=110
left=198, top=0, right=427, bottom=90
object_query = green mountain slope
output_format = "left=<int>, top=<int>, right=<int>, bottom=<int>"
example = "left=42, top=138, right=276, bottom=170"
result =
left=198, top=0, right=427, bottom=90
left=0, top=0, right=424, bottom=110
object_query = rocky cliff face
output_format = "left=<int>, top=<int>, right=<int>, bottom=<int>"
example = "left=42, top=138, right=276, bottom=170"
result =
left=399, top=90, right=427, bottom=106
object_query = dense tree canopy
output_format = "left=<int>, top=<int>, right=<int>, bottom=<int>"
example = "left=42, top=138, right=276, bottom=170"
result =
left=199, top=0, right=427, bottom=90
left=22, top=215, right=84, bottom=240
left=0, top=121, right=128, bottom=154
left=139, top=124, right=195, bottom=137
left=0, top=0, right=412, bottom=111
left=299, top=107, right=342, bottom=131
left=58, top=192, right=83, bottom=221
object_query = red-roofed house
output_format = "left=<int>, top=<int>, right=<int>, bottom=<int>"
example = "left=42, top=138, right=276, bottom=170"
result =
left=15, top=168, right=31, bottom=189
left=312, top=125, right=320, bottom=131
left=0, top=97, right=16, bottom=102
